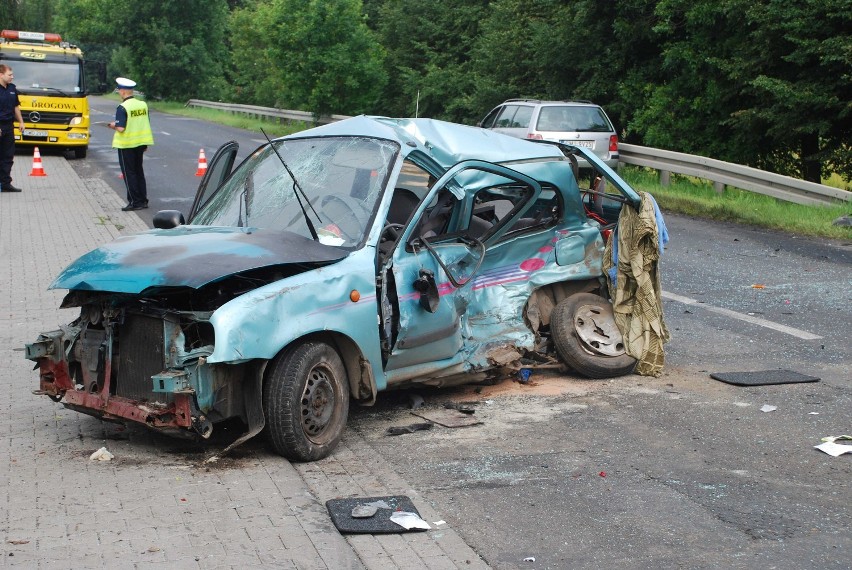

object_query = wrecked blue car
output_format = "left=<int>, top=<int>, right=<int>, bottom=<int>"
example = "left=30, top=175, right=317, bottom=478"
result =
left=26, top=116, right=641, bottom=461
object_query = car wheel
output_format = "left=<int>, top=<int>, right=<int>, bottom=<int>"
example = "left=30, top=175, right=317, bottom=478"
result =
left=550, top=292, right=637, bottom=378
left=263, top=341, right=349, bottom=461
left=74, top=147, right=88, bottom=159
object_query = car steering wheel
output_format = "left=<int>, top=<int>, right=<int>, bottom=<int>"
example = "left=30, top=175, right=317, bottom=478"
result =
left=319, top=195, right=369, bottom=242
left=380, top=223, right=405, bottom=243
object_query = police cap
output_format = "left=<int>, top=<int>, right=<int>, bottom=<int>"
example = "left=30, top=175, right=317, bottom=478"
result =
left=115, top=77, right=137, bottom=89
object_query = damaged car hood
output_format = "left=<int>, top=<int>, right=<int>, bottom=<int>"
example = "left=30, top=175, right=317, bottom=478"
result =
left=51, top=226, right=348, bottom=294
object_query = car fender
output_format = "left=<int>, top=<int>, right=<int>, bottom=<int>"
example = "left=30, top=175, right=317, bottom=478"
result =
left=207, top=247, right=386, bottom=389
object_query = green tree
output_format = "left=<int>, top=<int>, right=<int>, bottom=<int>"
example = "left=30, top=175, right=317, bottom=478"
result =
left=0, top=0, right=19, bottom=28
left=54, top=0, right=230, bottom=101
left=15, top=0, right=56, bottom=31
left=376, top=0, right=489, bottom=121
left=227, top=0, right=285, bottom=106
left=637, top=0, right=851, bottom=182
left=734, top=0, right=851, bottom=182
left=260, top=0, right=387, bottom=118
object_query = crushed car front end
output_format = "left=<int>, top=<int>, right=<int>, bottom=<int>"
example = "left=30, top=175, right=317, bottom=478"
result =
left=27, top=301, right=233, bottom=437
left=25, top=223, right=352, bottom=439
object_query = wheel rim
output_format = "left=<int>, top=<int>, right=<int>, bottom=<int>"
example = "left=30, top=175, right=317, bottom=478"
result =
left=301, top=364, right=337, bottom=442
left=573, top=302, right=626, bottom=357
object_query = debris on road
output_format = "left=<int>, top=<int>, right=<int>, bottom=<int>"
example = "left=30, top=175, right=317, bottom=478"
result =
left=351, top=504, right=380, bottom=518
left=386, top=422, right=433, bottom=436
left=326, top=495, right=427, bottom=533
left=760, top=405, right=777, bottom=412
left=444, top=402, right=476, bottom=414
left=710, top=369, right=820, bottom=386
left=89, top=447, right=114, bottom=461
left=412, top=408, right=483, bottom=428
left=814, top=435, right=852, bottom=457
left=390, top=511, right=431, bottom=530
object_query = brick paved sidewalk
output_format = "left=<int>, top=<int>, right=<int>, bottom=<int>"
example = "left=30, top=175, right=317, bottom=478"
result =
left=0, top=156, right=488, bottom=569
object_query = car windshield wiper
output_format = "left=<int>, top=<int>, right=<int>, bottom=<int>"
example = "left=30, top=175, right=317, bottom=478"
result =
left=260, top=128, right=322, bottom=241
left=238, top=175, right=252, bottom=228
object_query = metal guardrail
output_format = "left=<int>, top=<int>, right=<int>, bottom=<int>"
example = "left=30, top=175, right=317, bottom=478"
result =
left=618, top=143, right=850, bottom=207
left=185, top=99, right=849, bottom=207
left=185, top=99, right=350, bottom=126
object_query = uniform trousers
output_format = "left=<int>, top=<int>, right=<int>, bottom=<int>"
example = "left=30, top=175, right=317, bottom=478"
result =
left=117, top=145, right=148, bottom=206
left=0, top=121, right=16, bottom=188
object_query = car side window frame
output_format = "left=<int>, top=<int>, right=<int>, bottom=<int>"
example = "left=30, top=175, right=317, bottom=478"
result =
left=479, top=106, right=502, bottom=129
left=188, top=140, right=239, bottom=221
left=512, top=105, right=534, bottom=129
left=495, top=105, right=519, bottom=128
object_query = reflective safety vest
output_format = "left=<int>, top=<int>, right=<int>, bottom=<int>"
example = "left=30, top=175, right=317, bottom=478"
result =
left=112, top=97, right=154, bottom=149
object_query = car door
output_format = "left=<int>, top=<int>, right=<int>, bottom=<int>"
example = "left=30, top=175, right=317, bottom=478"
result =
left=382, top=160, right=542, bottom=373
left=188, top=141, right=239, bottom=220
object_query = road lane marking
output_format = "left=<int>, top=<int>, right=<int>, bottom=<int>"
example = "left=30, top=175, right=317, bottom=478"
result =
left=662, top=291, right=823, bottom=340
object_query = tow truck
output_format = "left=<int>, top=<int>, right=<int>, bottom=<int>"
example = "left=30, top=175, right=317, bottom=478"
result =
left=0, top=30, right=105, bottom=158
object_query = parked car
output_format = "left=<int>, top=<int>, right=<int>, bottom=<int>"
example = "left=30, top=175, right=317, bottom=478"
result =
left=26, top=116, right=641, bottom=462
left=479, top=99, right=619, bottom=169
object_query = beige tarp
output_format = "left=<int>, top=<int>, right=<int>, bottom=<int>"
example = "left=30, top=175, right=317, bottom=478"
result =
left=602, top=191, right=670, bottom=376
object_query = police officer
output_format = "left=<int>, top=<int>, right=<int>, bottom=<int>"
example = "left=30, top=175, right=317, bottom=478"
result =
left=0, top=64, right=25, bottom=192
left=108, top=77, right=153, bottom=211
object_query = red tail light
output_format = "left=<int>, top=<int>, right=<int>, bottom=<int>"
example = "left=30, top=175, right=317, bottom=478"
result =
left=609, top=135, right=618, bottom=152
left=527, top=133, right=543, bottom=140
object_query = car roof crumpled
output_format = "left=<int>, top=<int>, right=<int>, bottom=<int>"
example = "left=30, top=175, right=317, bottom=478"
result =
left=287, top=115, right=566, bottom=169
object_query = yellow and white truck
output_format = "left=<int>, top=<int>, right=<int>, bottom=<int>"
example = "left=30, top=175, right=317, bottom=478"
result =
left=0, top=30, right=104, bottom=158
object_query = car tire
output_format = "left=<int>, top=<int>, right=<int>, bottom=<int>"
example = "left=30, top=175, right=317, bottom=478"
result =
left=73, top=147, right=87, bottom=159
left=550, top=293, right=637, bottom=378
left=263, top=341, right=349, bottom=461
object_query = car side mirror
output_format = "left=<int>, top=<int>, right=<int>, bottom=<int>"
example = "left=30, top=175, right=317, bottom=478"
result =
left=413, top=269, right=439, bottom=313
left=153, top=210, right=185, bottom=229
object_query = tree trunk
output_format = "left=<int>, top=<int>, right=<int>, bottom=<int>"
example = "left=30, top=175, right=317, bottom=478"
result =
left=800, top=133, right=821, bottom=183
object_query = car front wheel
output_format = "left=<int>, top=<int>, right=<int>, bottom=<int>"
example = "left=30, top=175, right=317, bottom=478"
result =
left=550, top=293, right=637, bottom=378
left=263, top=341, right=349, bottom=461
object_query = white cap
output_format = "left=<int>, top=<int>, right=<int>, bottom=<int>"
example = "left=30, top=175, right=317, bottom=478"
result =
left=115, top=77, right=137, bottom=89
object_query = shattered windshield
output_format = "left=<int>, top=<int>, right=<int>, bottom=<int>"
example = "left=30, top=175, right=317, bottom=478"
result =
left=193, top=136, right=398, bottom=247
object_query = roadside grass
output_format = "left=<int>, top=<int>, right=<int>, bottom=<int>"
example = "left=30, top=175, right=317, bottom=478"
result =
left=619, top=166, right=851, bottom=240
left=123, top=96, right=851, bottom=239
left=148, top=101, right=309, bottom=139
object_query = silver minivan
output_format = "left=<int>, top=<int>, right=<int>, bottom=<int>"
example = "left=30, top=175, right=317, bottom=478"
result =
left=479, top=99, right=619, bottom=169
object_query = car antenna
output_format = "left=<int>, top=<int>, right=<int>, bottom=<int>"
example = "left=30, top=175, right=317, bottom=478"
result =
left=260, top=128, right=322, bottom=241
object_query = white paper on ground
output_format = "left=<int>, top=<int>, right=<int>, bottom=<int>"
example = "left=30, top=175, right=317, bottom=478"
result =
left=814, top=441, right=852, bottom=457
left=389, top=511, right=431, bottom=530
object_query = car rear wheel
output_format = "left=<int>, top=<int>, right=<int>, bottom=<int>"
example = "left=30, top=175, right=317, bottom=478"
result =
left=551, top=293, right=636, bottom=378
left=263, top=341, right=349, bottom=461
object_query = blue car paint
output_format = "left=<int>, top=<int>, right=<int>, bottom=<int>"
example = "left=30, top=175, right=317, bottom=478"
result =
left=50, top=226, right=346, bottom=293
left=206, top=246, right=386, bottom=386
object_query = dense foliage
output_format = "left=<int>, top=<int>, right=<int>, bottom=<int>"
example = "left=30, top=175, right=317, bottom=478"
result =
left=4, top=0, right=849, bottom=183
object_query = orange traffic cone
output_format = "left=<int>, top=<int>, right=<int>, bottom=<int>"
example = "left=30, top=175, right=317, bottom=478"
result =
left=195, top=149, right=207, bottom=176
left=29, top=146, right=47, bottom=176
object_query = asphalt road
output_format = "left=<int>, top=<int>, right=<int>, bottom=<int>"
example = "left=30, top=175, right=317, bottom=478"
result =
left=66, top=102, right=852, bottom=569
left=69, top=95, right=264, bottom=223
